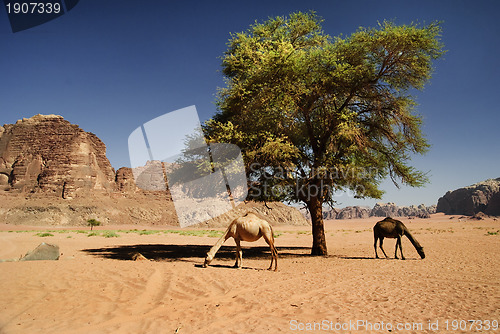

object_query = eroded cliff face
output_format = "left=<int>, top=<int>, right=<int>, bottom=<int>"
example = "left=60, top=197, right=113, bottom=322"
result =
left=0, top=114, right=116, bottom=198
left=436, top=178, right=500, bottom=216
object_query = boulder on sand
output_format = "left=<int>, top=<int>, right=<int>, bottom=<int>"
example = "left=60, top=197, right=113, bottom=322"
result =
left=19, top=242, right=60, bottom=261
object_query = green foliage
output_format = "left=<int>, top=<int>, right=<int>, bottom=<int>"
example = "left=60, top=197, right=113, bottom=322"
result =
left=102, top=231, right=119, bottom=238
left=162, top=229, right=224, bottom=237
left=207, top=12, right=444, bottom=205
left=137, top=230, right=160, bottom=235
left=35, top=232, right=54, bottom=237
left=206, top=230, right=224, bottom=238
left=87, top=219, right=101, bottom=231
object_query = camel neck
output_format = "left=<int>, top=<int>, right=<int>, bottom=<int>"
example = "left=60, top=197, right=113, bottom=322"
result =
left=207, top=225, right=231, bottom=257
left=404, top=229, right=421, bottom=249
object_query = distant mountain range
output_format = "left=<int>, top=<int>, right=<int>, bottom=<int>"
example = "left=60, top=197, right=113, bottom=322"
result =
left=301, top=203, right=436, bottom=220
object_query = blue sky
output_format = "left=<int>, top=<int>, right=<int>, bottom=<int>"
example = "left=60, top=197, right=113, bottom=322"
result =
left=1, top=0, right=499, bottom=207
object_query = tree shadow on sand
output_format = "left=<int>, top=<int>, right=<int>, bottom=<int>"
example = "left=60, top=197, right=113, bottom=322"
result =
left=81, top=244, right=312, bottom=263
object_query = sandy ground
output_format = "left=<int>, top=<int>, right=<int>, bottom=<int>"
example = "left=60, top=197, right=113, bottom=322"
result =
left=0, top=214, right=499, bottom=334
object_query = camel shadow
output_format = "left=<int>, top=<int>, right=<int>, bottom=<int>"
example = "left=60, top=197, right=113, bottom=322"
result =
left=337, top=256, right=376, bottom=260
left=81, top=244, right=312, bottom=262
left=338, top=256, right=422, bottom=261
left=194, top=263, right=270, bottom=271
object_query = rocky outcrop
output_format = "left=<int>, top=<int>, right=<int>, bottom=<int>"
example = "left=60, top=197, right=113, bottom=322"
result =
left=486, top=192, right=500, bottom=216
left=0, top=191, right=178, bottom=227
left=436, top=178, right=500, bottom=216
left=0, top=115, right=116, bottom=198
left=115, top=167, right=137, bottom=192
left=370, top=202, right=399, bottom=217
left=322, top=208, right=338, bottom=220
left=370, top=203, right=436, bottom=218
left=336, top=206, right=371, bottom=219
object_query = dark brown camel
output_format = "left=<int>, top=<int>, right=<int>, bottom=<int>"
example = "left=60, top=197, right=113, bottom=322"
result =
left=373, top=217, right=425, bottom=260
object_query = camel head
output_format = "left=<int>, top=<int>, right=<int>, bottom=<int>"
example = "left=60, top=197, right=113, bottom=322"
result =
left=203, top=254, right=213, bottom=268
left=417, top=247, right=425, bottom=259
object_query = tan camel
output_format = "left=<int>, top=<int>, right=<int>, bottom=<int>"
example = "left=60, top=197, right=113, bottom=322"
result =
left=373, top=217, right=425, bottom=260
left=203, top=212, right=278, bottom=271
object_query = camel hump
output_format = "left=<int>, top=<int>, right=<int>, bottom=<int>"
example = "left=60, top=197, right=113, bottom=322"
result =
left=380, top=217, right=405, bottom=226
left=375, top=217, right=410, bottom=235
left=242, top=210, right=268, bottom=222
left=375, top=217, right=396, bottom=226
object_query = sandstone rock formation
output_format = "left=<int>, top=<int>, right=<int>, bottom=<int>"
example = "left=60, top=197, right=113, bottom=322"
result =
left=0, top=115, right=308, bottom=227
left=370, top=202, right=436, bottom=218
left=336, top=206, right=371, bottom=219
left=0, top=114, right=115, bottom=198
left=436, top=178, right=500, bottom=216
left=115, top=167, right=137, bottom=192
left=370, top=202, right=399, bottom=217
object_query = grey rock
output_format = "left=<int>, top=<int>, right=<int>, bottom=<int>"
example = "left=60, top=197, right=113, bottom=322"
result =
left=19, top=242, right=60, bottom=261
left=371, top=202, right=399, bottom=217
left=336, top=206, right=371, bottom=219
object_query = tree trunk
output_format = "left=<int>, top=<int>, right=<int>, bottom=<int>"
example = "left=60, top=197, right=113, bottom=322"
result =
left=308, top=194, right=328, bottom=256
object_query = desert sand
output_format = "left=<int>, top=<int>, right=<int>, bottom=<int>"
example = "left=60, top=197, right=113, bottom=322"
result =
left=0, top=214, right=499, bottom=334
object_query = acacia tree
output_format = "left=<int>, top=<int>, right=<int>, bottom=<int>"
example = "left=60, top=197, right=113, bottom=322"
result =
left=205, top=12, right=444, bottom=255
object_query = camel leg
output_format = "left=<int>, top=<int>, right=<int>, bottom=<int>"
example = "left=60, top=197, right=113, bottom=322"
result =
left=233, top=238, right=242, bottom=268
left=263, top=231, right=278, bottom=271
left=395, top=236, right=405, bottom=260
left=374, top=236, right=380, bottom=258
left=394, top=237, right=399, bottom=259
left=270, top=243, right=278, bottom=271
left=267, top=239, right=278, bottom=271
left=204, top=227, right=233, bottom=267
left=378, top=237, right=389, bottom=258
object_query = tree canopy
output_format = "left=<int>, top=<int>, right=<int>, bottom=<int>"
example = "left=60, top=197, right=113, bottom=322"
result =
left=205, top=12, right=445, bottom=255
